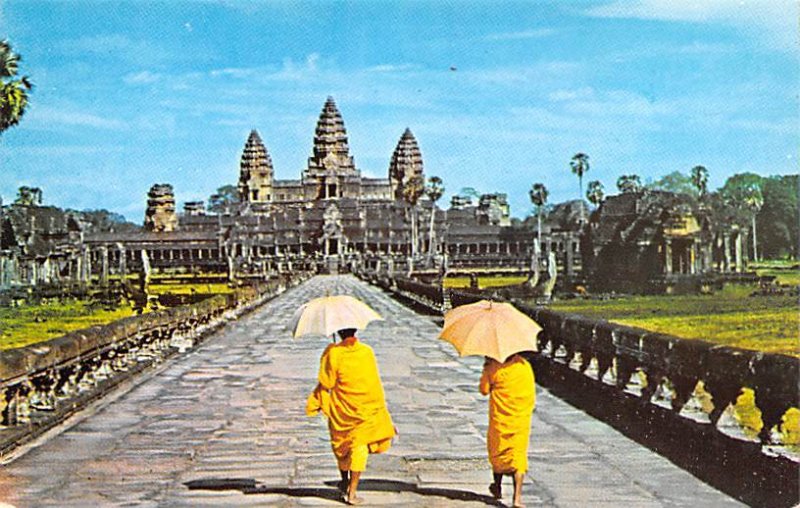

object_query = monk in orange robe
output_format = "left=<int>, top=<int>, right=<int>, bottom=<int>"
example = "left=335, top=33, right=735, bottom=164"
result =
left=306, top=328, right=395, bottom=505
left=480, top=353, right=536, bottom=508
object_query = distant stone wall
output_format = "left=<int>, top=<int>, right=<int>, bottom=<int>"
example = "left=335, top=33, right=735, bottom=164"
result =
left=0, top=272, right=312, bottom=458
left=361, top=272, right=799, bottom=508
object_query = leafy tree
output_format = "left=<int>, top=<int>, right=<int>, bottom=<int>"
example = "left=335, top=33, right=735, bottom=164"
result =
left=529, top=183, right=548, bottom=253
left=76, top=209, right=140, bottom=233
left=424, top=176, right=444, bottom=257
left=586, top=180, right=604, bottom=207
left=207, top=185, right=239, bottom=214
left=758, top=175, right=798, bottom=259
left=691, top=165, right=709, bottom=196
left=0, top=40, right=32, bottom=136
left=648, top=171, right=696, bottom=196
left=14, top=185, right=42, bottom=205
left=720, top=173, right=764, bottom=260
left=617, top=174, right=642, bottom=194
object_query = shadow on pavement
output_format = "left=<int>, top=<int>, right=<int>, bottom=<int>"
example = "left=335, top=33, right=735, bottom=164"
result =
left=184, top=477, right=502, bottom=505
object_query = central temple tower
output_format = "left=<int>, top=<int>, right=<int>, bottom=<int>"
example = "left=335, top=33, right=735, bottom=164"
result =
left=303, top=97, right=361, bottom=199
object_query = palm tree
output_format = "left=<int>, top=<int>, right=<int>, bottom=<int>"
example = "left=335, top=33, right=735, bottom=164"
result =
left=617, top=174, right=642, bottom=194
left=402, top=175, right=425, bottom=258
left=690, top=165, right=709, bottom=196
left=529, top=183, right=548, bottom=254
left=528, top=183, right=548, bottom=288
left=570, top=153, right=590, bottom=198
left=424, top=176, right=444, bottom=258
left=744, top=185, right=764, bottom=262
left=0, top=40, right=32, bottom=135
left=586, top=180, right=604, bottom=207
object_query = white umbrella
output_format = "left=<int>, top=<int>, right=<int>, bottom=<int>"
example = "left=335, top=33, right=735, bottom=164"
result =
left=291, top=295, right=383, bottom=338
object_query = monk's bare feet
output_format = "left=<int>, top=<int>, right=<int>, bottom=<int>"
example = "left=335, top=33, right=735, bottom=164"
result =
left=345, top=494, right=365, bottom=505
left=489, top=482, right=502, bottom=499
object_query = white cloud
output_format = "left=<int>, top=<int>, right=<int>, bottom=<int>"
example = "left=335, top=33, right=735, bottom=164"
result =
left=366, top=64, right=418, bottom=73
left=124, top=70, right=161, bottom=85
left=548, top=87, right=595, bottom=102
left=483, top=28, right=555, bottom=41
left=306, top=53, right=320, bottom=71
left=586, top=0, right=798, bottom=52
left=29, top=106, right=126, bottom=130
left=10, top=145, right=126, bottom=156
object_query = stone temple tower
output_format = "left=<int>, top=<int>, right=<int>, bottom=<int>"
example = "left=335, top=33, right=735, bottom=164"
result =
left=238, top=130, right=274, bottom=203
left=306, top=96, right=357, bottom=177
left=389, top=128, right=424, bottom=201
left=144, top=184, right=178, bottom=232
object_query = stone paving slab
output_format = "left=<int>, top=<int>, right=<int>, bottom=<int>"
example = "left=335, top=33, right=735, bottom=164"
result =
left=0, top=275, right=744, bottom=507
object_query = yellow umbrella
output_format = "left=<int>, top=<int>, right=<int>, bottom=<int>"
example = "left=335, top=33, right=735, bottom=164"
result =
left=291, top=295, right=383, bottom=338
left=439, top=300, right=541, bottom=362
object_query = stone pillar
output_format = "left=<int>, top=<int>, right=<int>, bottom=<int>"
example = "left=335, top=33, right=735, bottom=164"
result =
left=81, top=247, right=92, bottom=285
left=664, top=239, right=673, bottom=275
left=723, top=234, right=731, bottom=272
left=100, top=246, right=109, bottom=285
left=117, top=243, right=127, bottom=278
left=734, top=232, right=743, bottom=272
left=565, top=238, right=574, bottom=279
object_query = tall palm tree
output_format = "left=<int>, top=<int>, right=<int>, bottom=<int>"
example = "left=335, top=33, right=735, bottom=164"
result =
left=529, top=183, right=548, bottom=255
left=424, top=176, right=444, bottom=258
left=570, top=153, right=590, bottom=199
left=586, top=180, right=604, bottom=207
left=690, top=165, right=709, bottom=196
left=744, top=185, right=764, bottom=262
left=0, top=40, right=32, bottom=135
left=402, top=175, right=425, bottom=258
left=528, top=183, right=548, bottom=288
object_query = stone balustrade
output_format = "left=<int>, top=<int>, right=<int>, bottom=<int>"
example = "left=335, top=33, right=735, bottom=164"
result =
left=0, top=272, right=312, bottom=457
left=366, top=273, right=799, bottom=507
left=451, top=288, right=800, bottom=447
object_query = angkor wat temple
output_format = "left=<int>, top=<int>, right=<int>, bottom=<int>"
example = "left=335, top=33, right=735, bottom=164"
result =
left=0, top=97, right=752, bottom=294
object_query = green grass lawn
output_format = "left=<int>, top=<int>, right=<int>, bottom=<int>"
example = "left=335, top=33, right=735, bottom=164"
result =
left=443, top=276, right=528, bottom=289
left=148, top=282, right=235, bottom=295
left=0, top=301, right=135, bottom=350
left=548, top=285, right=798, bottom=356
left=750, top=259, right=800, bottom=286
left=0, top=282, right=234, bottom=350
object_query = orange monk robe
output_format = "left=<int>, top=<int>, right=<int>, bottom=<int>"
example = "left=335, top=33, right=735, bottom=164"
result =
left=479, top=354, right=536, bottom=474
left=306, top=337, right=395, bottom=466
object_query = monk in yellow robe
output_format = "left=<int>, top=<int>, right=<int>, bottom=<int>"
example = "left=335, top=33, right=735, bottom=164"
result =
left=479, top=353, right=536, bottom=508
left=306, top=328, right=395, bottom=505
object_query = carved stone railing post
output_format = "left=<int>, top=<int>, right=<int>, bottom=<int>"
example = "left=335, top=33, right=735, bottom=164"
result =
left=30, top=370, right=58, bottom=411
left=751, top=354, right=799, bottom=444
left=665, top=339, right=710, bottom=413
left=703, top=346, right=755, bottom=426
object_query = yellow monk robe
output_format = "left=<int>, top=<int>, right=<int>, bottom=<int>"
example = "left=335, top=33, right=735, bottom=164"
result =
left=306, top=337, right=395, bottom=471
left=479, top=354, right=536, bottom=474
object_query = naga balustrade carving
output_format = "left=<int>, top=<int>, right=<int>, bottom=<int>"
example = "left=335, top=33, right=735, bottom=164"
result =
left=380, top=278, right=799, bottom=452
left=393, top=277, right=443, bottom=311
left=0, top=273, right=311, bottom=433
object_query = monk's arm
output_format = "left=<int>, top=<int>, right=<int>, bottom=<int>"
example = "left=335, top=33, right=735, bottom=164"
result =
left=479, top=366, right=492, bottom=395
left=318, top=348, right=337, bottom=390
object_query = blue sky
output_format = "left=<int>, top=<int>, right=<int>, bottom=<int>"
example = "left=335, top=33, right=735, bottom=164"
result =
left=0, top=0, right=796, bottom=221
